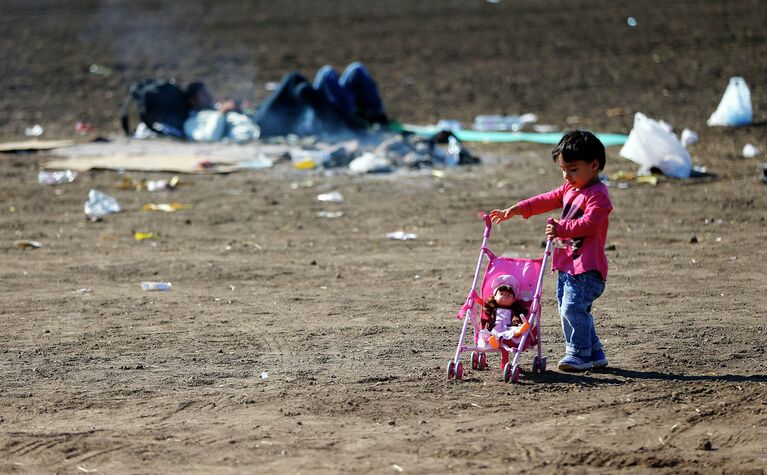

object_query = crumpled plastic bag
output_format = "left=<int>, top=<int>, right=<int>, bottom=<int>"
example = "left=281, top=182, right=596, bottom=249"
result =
left=707, top=76, right=752, bottom=127
left=84, top=189, right=121, bottom=218
left=619, top=113, right=692, bottom=179
left=348, top=152, right=393, bottom=174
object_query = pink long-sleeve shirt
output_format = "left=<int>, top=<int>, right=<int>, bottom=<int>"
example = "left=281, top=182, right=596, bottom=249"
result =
left=516, top=181, right=612, bottom=280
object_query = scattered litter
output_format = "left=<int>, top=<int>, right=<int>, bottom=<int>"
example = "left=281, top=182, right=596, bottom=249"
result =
left=75, top=122, right=94, bottom=134
left=291, top=150, right=330, bottom=170
left=473, top=113, right=538, bottom=132
left=146, top=179, right=172, bottom=192
left=742, top=143, right=761, bottom=159
left=72, top=288, right=92, bottom=294
left=436, top=119, right=462, bottom=131
left=680, top=129, right=698, bottom=147
left=707, top=76, right=752, bottom=127
left=627, top=16, right=638, bottom=27
left=392, top=465, right=404, bottom=473
left=77, top=465, right=98, bottom=473
left=141, top=282, right=172, bottom=291
left=532, top=124, right=558, bottom=133
left=115, top=176, right=180, bottom=191
left=316, top=191, right=344, bottom=203
left=143, top=202, right=192, bottom=212
left=14, top=240, right=43, bottom=249
left=496, top=179, right=513, bottom=188
left=84, top=189, right=121, bottom=219
left=348, top=152, right=393, bottom=174
left=291, top=180, right=314, bottom=190
left=38, top=170, right=78, bottom=185
left=431, top=170, right=446, bottom=178
left=386, top=231, right=417, bottom=241
left=265, top=81, right=279, bottom=91
left=236, top=156, right=273, bottom=170
left=24, top=124, right=44, bottom=137
left=318, top=211, right=344, bottom=218
left=260, top=371, right=269, bottom=380
left=445, top=135, right=461, bottom=167
left=602, top=170, right=663, bottom=188
left=134, top=231, right=159, bottom=241
left=88, top=63, right=112, bottom=77
left=619, top=113, right=691, bottom=178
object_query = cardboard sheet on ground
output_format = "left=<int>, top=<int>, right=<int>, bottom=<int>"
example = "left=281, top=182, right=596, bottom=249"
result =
left=43, top=140, right=291, bottom=174
left=0, top=139, right=75, bottom=153
left=402, top=124, right=628, bottom=147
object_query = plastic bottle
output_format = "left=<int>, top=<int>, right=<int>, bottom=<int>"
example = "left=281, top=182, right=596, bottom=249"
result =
left=446, top=136, right=461, bottom=167
left=141, top=282, right=172, bottom=291
left=38, top=170, right=78, bottom=185
left=473, top=114, right=538, bottom=132
left=473, top=115, right=522, bottom=132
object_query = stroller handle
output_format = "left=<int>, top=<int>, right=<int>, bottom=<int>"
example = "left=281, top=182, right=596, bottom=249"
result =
left=481, top=214, right=492, bottom=238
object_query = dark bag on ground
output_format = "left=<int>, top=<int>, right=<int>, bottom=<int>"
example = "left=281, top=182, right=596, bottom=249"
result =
left=120, top=79, right=187, bottom=138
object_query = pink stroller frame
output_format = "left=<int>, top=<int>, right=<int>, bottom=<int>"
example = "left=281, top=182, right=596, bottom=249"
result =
left=447, top=215, right=554, bottom=383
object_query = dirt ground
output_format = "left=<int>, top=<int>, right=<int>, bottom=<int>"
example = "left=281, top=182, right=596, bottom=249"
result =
left=1, top=0, right=766, bottom=473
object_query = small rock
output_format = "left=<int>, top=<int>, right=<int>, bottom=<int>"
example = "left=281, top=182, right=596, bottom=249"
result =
left=310, top=260, right=317, bottom=266
left=697, top=439, right=713, bottom=451
left=388, top=420, right=396, bottom=426
left=605, top=244, right=617, bottom=251
left=690, top=236, right=698, bottom=244
left=135, top=364, right=144, bottom=370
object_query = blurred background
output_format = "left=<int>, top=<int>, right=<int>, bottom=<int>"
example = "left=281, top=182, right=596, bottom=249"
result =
left=1, top=0, right=764, bottom=139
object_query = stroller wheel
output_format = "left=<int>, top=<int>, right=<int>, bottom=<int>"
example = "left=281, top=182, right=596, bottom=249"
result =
left=479, top=352, right=487, bottom=370
left=511, top=364, right=520, bottom=383
left=446, top=361, right=455, bottom=380
left=471, top=352, right=479, bottom=370
left=455, top=362, right=464, bottom=380
left=532, top=356, right=541, bottom=373
left=503, top=362, right=513, bottom=383
left=540, top=356, right=547, bottom=373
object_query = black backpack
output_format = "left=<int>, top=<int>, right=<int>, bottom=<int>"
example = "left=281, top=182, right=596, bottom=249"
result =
left=120, top=79, right=187, bottom=138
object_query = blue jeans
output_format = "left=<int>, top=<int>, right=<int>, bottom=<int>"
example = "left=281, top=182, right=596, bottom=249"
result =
left=556, top=271, right=605, bottom=358
left=314, top=62, right=385, bottom=123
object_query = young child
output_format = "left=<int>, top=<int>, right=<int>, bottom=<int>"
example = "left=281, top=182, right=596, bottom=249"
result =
left=489, top=130, right=612, bottom=372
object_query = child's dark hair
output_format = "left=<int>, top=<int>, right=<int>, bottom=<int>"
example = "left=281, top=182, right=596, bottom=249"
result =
left=552, top=130, right=606, bottom=171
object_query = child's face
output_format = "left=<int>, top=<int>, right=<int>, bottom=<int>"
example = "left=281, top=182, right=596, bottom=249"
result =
left=556, top=155, right=600, bottom=189
left=494, top=287, right=516, bottom=306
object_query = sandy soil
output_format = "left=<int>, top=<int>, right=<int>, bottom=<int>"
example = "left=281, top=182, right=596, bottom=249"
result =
left=1, top=1, right=766, bottom=473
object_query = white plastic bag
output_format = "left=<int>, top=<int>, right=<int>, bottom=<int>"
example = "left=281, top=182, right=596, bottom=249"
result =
left=84, top=189, right=121, bottom=218
left=619, top=113, right=692, bottom=178
left=707, top=77, right=752, bottom=127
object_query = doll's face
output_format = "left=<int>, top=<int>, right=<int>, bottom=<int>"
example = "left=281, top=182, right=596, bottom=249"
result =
left=494, top=287, right=516, bottom=307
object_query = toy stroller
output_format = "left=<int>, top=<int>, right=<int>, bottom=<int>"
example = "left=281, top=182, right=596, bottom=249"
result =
left=447, top=215, right=554, bottom=383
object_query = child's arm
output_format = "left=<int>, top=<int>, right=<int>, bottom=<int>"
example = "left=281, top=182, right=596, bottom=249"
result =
left=490, top=185, right=565, bottom=224
left=549, top=193, right=612, bottom=238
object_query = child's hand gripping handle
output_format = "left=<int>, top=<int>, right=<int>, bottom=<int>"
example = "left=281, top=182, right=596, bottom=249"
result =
left=546, top=217, right=557, bottom=241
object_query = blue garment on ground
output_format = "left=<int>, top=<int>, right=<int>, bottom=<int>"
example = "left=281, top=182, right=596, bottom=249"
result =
left=254, top=62, right=385, bottom=138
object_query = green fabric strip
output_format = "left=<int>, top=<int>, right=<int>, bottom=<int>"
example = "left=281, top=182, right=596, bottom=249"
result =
left=399, top=124, right=628, bottom=147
